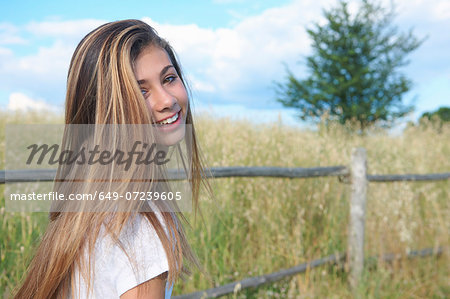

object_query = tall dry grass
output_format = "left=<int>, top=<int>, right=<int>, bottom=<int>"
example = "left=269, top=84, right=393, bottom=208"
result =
left=0, top=110, right=448, bottom=298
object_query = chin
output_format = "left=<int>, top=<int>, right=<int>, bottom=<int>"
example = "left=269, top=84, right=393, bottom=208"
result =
left=154, top=120, right=186, bottom=146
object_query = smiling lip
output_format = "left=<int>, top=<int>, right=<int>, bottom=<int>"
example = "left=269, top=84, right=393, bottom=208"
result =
left=155, top=111, right=181, bottom=124
left=154, top=111, right=183, bottom=133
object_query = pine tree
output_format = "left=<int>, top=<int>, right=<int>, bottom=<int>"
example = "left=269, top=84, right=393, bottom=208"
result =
left=276, top=0, right=424, bottom=130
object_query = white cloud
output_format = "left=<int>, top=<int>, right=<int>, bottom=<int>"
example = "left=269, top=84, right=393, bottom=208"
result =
left=25, top=19, right=106, bottom=38
left=0, top=40, right=72, bottom=106
left=0, top=47, right=13, bottom=56
left=0, top=23, right=27, bottom=45
left=16, top=41, right=73, bottom=75
left=433, top=1, right=450, bottom=20
left=389, top=0, right=450, bottom=22
left=191, top=76, right=216, bottom=93
left=143, top=0, right=322, bottom=103
left=7, top=92, right=60, bottom=112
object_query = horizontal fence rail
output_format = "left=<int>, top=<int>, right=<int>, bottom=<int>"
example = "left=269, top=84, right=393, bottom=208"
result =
left=173, top=253, right=346, bottom=299
left=0, top=169, right=57, bottom=183
left=173, top=247, right=444, bottom=299
left=366, top=247, right=444, bottom=265
left=205, top=166, right=349, bottom=178
left=1, top=167, right=449, bottom=184
left=367, top=173, right=450, bottom=182
left=0, top=166, right=349, bottom=184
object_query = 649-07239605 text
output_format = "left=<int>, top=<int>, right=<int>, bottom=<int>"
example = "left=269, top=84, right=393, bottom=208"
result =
left=9, top=191, right=182, bottom=201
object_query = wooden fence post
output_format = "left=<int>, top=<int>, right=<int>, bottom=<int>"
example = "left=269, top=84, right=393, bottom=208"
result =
left=348, top=147, right=368, bottom=290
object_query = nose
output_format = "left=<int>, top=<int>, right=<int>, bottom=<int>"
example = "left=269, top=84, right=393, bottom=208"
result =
left=148, top=85, right=176, bottom=112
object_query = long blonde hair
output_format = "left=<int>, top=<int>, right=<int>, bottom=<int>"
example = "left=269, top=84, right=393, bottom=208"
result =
left=14, top=19, right=210, bottom=298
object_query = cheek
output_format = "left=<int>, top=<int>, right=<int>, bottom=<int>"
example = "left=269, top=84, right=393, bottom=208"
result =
left=145, top=95, right=158, bottom=115
left=144, top=99, right=153, bottom=112
left=176, top=84, right=189, bottom=110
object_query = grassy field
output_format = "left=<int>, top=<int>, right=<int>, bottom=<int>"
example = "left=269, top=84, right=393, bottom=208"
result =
left=0, top=110, right=448, bottom=298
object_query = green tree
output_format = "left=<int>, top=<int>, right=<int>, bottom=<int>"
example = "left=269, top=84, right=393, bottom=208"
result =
left=421, top=106, right=450, bottom=123
left=276, top=0, right=424, bottom=130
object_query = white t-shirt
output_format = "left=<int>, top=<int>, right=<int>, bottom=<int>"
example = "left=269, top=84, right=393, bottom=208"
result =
left=72, top=210, right=174, bottom=298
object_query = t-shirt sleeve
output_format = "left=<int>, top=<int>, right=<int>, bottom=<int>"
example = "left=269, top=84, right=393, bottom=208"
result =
left=105, top=214, right=170, bottom=296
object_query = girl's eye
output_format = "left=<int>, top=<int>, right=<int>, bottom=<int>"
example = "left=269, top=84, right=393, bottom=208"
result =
left=141, top=89, right=148, bottom=97
left=164, top=75, right=177, bottom=84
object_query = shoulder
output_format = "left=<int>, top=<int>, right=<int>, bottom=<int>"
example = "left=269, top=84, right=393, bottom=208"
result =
left=74, top=212, right=170, bottom=298
left=107, top=213, right=170, bottom=296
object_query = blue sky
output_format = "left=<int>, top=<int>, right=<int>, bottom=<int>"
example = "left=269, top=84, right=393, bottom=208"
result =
left=1, top=0, right=449, bottom=127
left=2, top=0, right=291, bottom=28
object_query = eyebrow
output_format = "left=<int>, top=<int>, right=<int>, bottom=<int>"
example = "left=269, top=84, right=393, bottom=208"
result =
left=137, top=65, right=175, bottom=85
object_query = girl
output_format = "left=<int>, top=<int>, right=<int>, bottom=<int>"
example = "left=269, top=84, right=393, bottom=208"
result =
left=14, top=19, right=211, bottom=298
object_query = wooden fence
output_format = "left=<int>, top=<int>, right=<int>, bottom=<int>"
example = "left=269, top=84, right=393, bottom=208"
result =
left=1, top=147, right=449, bottom=297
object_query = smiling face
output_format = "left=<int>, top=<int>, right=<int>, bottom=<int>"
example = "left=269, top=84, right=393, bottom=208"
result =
left=133, top=45, right=188, bottom=146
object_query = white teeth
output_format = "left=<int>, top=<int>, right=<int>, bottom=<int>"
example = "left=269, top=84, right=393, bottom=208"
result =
left=157, top=112, right=179, bottom=125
